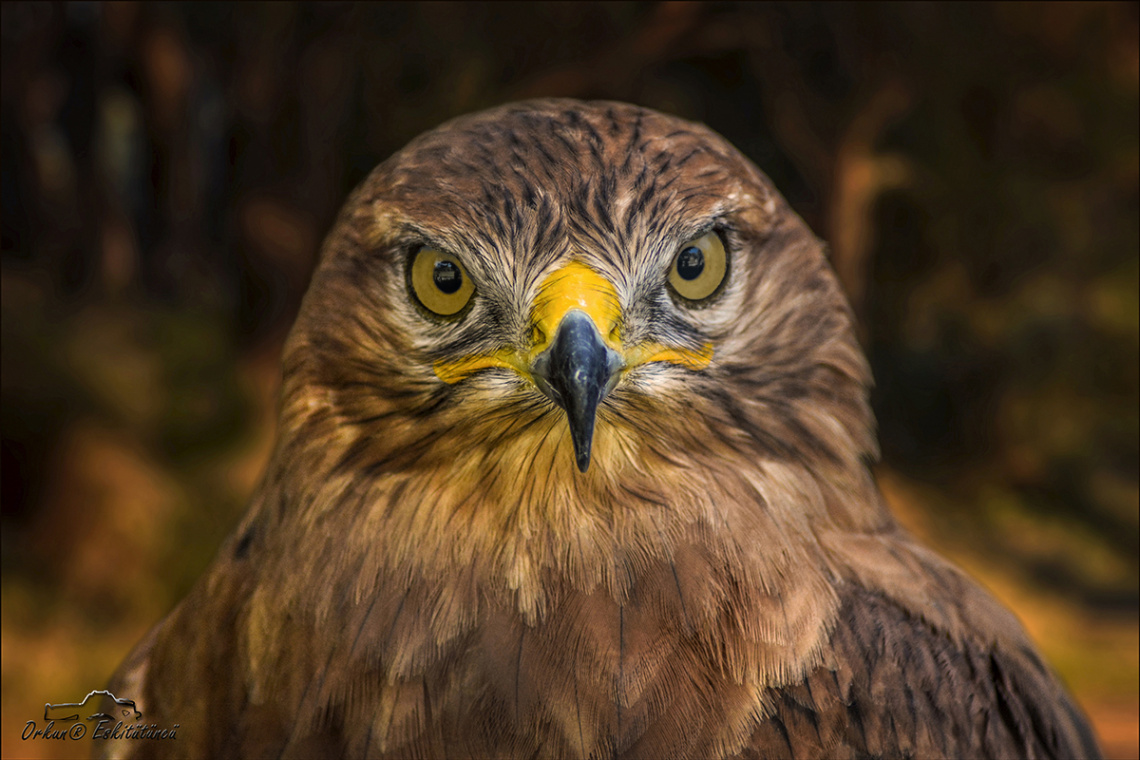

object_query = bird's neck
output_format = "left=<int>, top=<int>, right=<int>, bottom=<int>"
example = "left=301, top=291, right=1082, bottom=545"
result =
left=242, top=384, right=891, bottom=756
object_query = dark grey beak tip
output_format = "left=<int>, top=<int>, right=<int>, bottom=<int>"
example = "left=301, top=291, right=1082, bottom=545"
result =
left=531, top=310, right=621, bottom=474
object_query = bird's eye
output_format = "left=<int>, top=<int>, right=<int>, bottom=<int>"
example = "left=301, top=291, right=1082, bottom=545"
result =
left=409, top=247, right=475, bottom=316
left=668, top=232, right=727, bottom=303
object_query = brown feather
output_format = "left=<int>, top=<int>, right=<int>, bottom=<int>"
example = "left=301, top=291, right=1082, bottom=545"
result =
left=102, top=99, right=1098, bottom=760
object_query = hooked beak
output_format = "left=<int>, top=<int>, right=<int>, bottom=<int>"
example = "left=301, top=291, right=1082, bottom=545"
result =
left=530, top=309, right=623, bottom=472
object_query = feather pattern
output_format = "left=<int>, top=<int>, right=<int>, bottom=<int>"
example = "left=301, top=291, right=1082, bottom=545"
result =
left=103, top=100, right=1099, bottom=760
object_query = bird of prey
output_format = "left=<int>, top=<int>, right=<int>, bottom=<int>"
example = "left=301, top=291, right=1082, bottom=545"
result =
left=104, top=99, right=1100, bottom=760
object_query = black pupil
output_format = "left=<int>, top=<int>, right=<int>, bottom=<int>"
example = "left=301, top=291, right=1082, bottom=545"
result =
left=433, top=260, right=462, bottom=294
left=676, top=246, right=705, bottom=281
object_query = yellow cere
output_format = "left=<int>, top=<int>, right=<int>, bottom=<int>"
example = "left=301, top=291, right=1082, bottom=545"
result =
left=433, top=260, right=714, bottom=383
left=529, top=261, right=623, bottom=353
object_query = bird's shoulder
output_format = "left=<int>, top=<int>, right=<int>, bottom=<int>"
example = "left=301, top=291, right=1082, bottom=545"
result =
left=741, top=547, right=1101, bottom=760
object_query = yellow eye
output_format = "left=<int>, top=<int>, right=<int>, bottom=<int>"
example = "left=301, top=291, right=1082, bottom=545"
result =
left=668, top=232, right=727, bottom=303
left=409, top=247, right=475, bottom=316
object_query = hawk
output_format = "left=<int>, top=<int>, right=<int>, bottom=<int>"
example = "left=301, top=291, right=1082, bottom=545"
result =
left=105, top=100, right=1100, bottom=759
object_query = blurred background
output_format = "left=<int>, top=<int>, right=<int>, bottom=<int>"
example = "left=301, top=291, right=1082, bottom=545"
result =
left=2, top=3, right=1136, bottom=758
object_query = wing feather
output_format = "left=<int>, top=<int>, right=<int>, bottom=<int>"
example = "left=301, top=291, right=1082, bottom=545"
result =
left=745, top=585, right=1102, bottom=760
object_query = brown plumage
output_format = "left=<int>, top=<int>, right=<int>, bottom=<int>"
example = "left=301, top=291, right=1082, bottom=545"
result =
left=103, top=99, right=1100, bottom=759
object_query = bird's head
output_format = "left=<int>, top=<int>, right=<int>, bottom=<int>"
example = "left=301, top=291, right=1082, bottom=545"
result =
left=275, top=99, right=876, bottom=523
left=237, top=98, right=892, bottom=636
